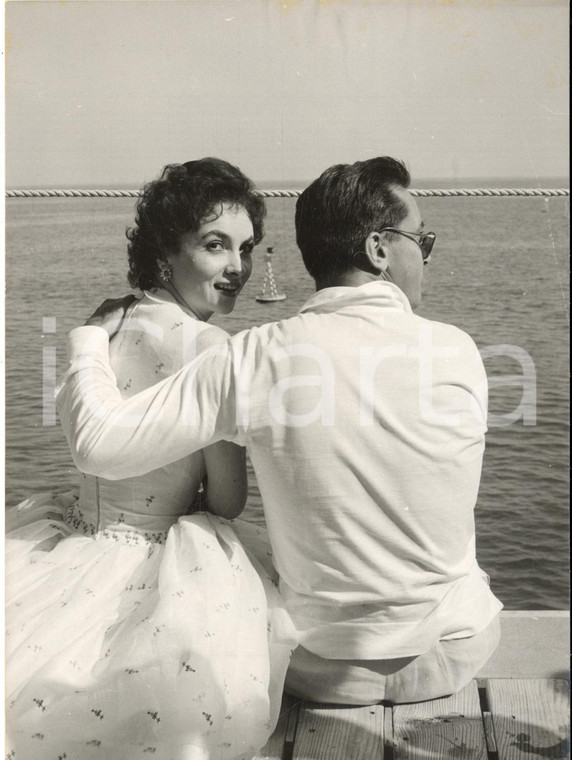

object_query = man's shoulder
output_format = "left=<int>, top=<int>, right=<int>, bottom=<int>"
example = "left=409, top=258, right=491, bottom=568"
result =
left=226, top=309, right=482, bottom=370
left=229, top=309, right=478, bottom=347
left=411, top=312, right=480, bottom=351
left=228, top=312, right=307, bottom=346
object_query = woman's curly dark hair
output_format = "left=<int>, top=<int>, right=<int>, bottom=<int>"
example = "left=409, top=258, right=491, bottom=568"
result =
left=126, top=158, right=266, bottom=290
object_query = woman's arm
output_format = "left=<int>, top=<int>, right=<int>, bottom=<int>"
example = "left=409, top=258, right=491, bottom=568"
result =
left=202, top=441, right=248, bottom=519
left=192, top=326, right=248, bottom=519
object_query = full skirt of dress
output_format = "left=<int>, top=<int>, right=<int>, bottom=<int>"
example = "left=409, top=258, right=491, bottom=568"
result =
left=5, top=492, right=298, bottom=760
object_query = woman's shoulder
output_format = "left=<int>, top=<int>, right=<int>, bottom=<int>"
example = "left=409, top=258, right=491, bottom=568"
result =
left=126, top=294, right=230, bottom=365
left=136, top=290, right=190, bottom=324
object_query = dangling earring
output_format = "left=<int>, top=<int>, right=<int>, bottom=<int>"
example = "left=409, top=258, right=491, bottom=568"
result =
left=157, top=259, right=173, bottom=284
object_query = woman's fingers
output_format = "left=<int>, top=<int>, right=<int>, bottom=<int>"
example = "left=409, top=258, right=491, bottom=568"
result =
left=85, top=295, right=138, bottom=337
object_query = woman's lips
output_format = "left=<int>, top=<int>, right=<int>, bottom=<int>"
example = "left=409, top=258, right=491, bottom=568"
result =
left=214, top=282, right=241, bottom=296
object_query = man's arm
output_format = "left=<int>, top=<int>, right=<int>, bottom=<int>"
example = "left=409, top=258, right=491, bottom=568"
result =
left=56, top=326, right=239, bottom=480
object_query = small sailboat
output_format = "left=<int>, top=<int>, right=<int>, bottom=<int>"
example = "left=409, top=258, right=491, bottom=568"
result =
left=256, top=247, right=287, bottom=302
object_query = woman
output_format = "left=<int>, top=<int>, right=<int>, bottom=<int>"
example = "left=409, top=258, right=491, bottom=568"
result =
left=5, top=159, right=297, bottom=760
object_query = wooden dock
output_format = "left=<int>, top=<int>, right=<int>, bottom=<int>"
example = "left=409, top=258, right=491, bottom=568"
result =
left=255, top=612, right=569, bottom=760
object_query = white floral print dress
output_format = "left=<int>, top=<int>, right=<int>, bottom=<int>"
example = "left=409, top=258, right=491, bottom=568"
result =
left=5, top=291, right=298, bottom=760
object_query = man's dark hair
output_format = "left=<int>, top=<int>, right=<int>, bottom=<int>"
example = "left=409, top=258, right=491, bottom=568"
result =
left=126, top=158, right=265, bottom=290
left=295, top=157, right=411, bottom=281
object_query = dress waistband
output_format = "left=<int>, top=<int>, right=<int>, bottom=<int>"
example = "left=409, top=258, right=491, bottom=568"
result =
left=64, top=501, right=175, bottom=545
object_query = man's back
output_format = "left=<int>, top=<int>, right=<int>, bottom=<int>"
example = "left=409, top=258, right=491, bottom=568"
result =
left=226, top=281, right=502, bottom=659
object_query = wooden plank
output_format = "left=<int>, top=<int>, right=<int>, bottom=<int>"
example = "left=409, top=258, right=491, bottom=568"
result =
left=392, top=680, right=488, bottom=759
left=292, top=703, right=386, bottom=760
left=478, top=612, right=569, bottom=679
left=482, top=709, right=499, bottom=757
left=384, top=707, right=394, bottom=758
left=486, top=679, right=569, bottom=760
left=253, top=694, right=301, bottom=760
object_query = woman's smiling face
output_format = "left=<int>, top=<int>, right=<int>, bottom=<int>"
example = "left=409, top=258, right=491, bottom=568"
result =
left=167, top=203, right=255, bottom=321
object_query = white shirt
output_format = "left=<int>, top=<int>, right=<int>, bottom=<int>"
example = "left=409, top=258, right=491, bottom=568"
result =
left=57, top=280, right=502, bottom=659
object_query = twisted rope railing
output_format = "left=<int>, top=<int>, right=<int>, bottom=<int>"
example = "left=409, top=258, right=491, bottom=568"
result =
left=5, top=187, right=570, bottom=199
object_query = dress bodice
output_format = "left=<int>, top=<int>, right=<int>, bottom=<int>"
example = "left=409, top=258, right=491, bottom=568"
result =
left=75, top=290, right=228, bottom=538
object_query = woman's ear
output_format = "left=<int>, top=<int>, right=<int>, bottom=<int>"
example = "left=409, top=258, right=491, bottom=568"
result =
left=363, top=231, right=390, bottom=275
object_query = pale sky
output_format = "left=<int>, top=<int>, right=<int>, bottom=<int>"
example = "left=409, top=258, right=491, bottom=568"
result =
left=4, top=0, right=570, bottom=188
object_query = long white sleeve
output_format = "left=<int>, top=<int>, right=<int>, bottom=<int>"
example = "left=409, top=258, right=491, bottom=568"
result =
left=56, top=326, right=239, bottom=480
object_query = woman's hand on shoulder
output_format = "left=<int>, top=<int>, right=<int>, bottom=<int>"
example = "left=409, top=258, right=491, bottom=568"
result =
left=85, top=295, right=138, bottom=338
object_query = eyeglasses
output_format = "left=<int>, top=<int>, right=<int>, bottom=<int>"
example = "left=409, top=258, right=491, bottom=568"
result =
left=377, top=228, right=436, bottom=263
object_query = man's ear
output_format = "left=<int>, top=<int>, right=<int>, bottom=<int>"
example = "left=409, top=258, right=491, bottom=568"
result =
left=363, top=231, right=391, bottom=275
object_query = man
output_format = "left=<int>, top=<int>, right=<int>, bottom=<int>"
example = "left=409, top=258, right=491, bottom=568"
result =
left=57, top=157, right=502, bottom=704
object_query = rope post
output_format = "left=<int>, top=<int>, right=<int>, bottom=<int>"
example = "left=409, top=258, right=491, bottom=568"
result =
left=256, top=247, right=287, bottom=303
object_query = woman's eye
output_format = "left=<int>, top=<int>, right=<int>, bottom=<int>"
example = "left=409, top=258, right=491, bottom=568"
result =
left=206, top=241, right=225, bottom=252
left=241, top=245, right=254, bottom=256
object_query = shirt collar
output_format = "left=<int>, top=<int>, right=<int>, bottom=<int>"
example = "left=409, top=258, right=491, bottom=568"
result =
left=298, top=280, right=413, bottom=316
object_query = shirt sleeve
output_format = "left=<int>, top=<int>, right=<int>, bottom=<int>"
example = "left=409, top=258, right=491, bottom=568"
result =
left=56, top=326, right=239, bottom=480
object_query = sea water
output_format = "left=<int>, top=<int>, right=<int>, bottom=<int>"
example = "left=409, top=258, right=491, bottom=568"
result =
left=5, top=193, right=569, bottom=609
